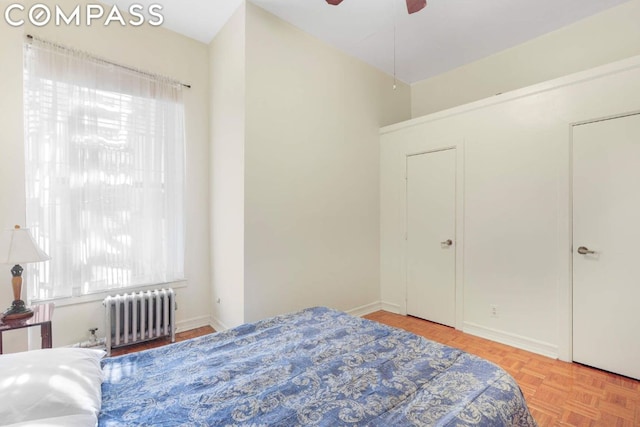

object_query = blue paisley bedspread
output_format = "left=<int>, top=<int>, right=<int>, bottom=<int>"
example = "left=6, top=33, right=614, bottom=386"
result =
left=99, top=307, right=537, bottom=426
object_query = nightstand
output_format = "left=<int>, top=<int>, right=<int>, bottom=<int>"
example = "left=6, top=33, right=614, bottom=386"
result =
left=0, top=303, right=54, bottom=354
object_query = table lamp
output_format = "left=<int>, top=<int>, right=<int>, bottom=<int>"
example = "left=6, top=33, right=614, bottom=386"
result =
left=0, top=225, right=50, bottom=321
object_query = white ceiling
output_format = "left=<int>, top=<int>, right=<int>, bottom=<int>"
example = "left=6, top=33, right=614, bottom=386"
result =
left=103, top=0, right=631, bottom=84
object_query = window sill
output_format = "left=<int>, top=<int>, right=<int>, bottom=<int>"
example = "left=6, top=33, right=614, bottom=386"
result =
left=30, top=280, right=188, bottom=308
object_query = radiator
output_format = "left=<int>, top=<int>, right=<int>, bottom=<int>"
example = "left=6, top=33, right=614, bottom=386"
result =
left=103, top=288, right=176, bottom=355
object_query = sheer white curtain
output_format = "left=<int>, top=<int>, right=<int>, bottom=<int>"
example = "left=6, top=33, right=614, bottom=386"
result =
left=23, top=39, right=185, bottom=300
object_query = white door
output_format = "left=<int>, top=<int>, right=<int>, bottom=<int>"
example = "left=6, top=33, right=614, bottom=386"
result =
left=573, top=113, right=640, bottom=380
left=406, top=149, right=456, bottom=327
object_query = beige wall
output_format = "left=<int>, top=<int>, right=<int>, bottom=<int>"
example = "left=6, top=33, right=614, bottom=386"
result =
left=382, top=55, right=640, bottom=361
left=209, top=4, right=246, bottom=330
left=411, top=0, right=640, bottom=117
left=0, top=0, right=211, bottom=352
left=0, top=2, right=29, bottom=353
left=242, top=3, right=410, bottom=322
left=209, top=2, right=411, bottom=328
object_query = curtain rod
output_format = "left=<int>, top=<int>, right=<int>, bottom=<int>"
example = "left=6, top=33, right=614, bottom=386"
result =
left=26, top=34, right=191, bottom=89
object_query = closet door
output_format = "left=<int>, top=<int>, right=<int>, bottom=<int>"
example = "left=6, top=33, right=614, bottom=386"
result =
left=573, top=113, right=640, bottom=380
left=406, top=149, right=456, bottom=327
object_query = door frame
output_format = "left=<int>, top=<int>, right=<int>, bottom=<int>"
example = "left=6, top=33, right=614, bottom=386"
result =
left=402, top=139, right=465, bottom=331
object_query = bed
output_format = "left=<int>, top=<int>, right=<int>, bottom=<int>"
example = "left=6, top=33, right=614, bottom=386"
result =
left=98, top=307, right=537, bottom=426
left=0, top=306, right=537, bottom=426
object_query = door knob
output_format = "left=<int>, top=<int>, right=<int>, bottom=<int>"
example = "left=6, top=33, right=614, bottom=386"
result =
left=441, top=239, right=453, bottom=246
left=577, top=246, right=595, bottom=255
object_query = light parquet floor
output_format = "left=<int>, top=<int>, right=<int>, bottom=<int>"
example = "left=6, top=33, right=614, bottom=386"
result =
left=364, top=310, right=640, bottom=427
left=110, top=325, right=214, bottom=357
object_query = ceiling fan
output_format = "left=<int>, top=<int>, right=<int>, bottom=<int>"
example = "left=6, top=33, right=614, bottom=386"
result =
left=325, top=0, right=427, bottom=14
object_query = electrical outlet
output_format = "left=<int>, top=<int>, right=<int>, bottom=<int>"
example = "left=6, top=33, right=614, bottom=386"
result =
left=490, top=305, right=499, bottom=318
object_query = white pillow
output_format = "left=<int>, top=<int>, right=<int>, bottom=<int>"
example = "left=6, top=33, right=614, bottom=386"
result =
left=3, top=414, right=98, bottom=427
left=0, top=348, right=104, bottom=425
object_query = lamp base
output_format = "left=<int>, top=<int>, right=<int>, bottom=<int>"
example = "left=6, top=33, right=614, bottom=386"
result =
left=2, top=300, right=34, bottom=321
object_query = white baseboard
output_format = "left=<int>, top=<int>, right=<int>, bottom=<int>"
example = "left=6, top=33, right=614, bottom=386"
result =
left=346, top=301, right=382, bottom=317
left=380, top=301, right=402, bottom=314
left=463, top=322, right=558, bottom=359
left=210, top=316, right=229, bottom=332
left=176, top=315, right=212, bottom=334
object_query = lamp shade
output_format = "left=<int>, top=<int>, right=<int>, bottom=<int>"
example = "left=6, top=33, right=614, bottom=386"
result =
left=0, top=225, right=50, bottom=265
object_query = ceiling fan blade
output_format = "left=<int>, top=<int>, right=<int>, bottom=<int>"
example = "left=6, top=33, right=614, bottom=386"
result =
left=326, top=0, right=344, bottom=5
left=406, top=0, right=427, bottom=14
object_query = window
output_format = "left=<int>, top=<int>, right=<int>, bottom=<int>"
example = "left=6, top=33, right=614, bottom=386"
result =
left=23, top=39, right=185, bottom=301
